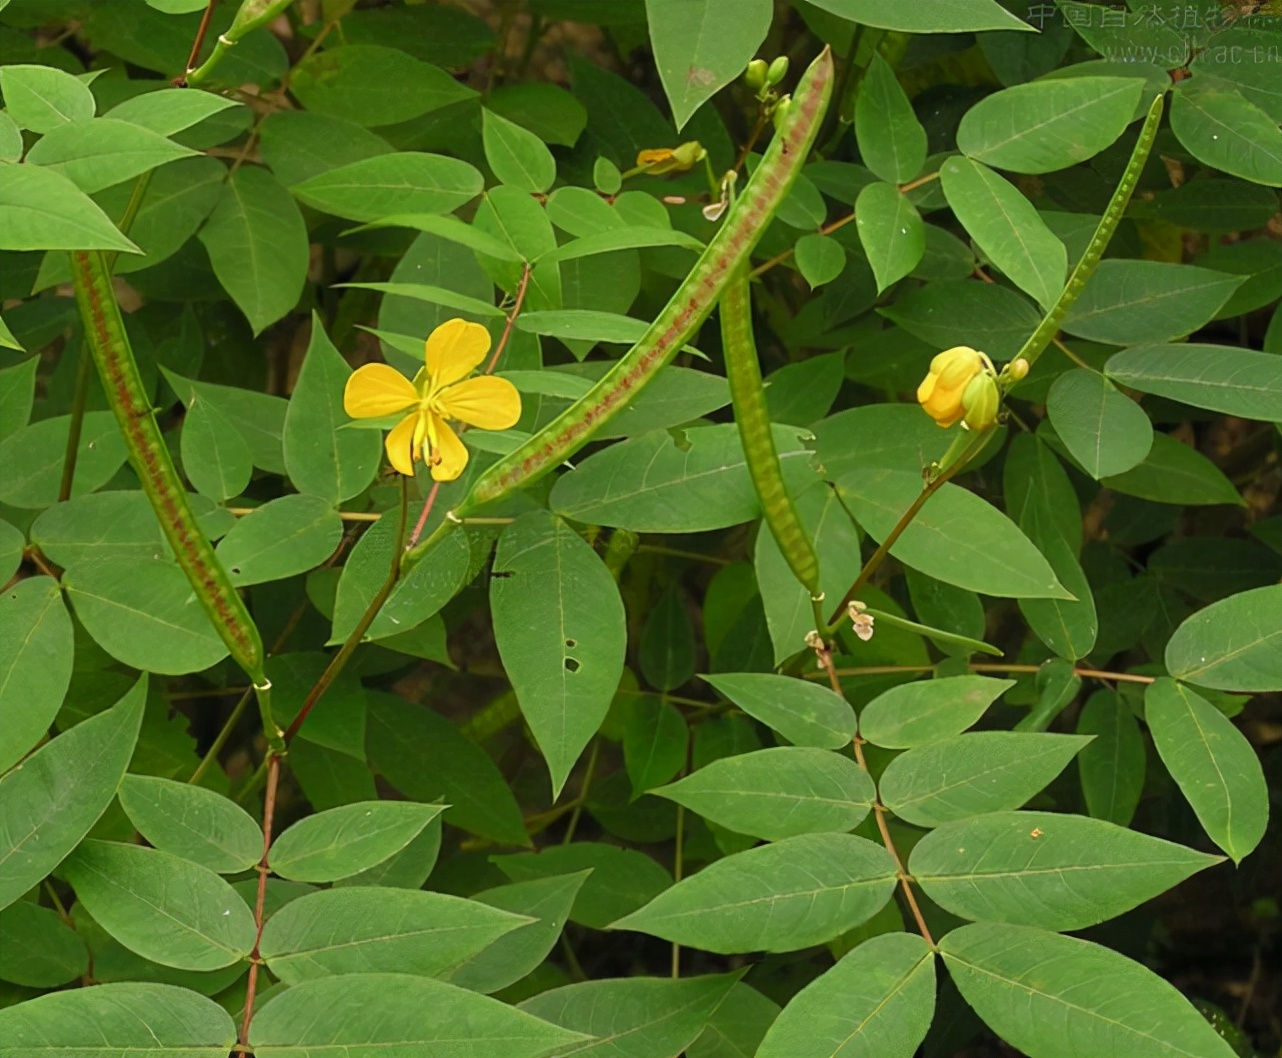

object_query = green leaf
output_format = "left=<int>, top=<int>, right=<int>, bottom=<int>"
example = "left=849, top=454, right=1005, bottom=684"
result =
left=0, top=357, right=36, bottom=440
left=756, top=481, right=862, bottom=666
left=25, top=118, right=197, bottom=194
left=249, top=973, right=589, bottom=1056
left=1106, top=343, right=1282, bottom=422
left=180, top=393, right=253, bottom=502
left=289, top=44, right=476, bottom=127
left=957, top=77, right=1144, bottom=174
left=912, top=811, right=1221, bottom=931
left=0, top=519, right=22, bottom=583
left=520, top=974, right=740, bottom=1058
left=756, top=932, right=935, bottom=1058
left=1003, top=433, right=1082, bottom=553
left=490, top=81, right=587, bottom=148
left=215, top=495, right=343, bottom=587
left=258, top=109, right=395, bottom=188
left=703, top=672, right=856, bottom=749
left=367, top=691, right=529, bottom=847
left=0, top=64, right=94, bottom=133
left=1046, top=366, right=1158, bottom=474
left=345, top=281, right=505, bottom=318
left=807, top=0, right=1027, bottom=31
left=640, top=587, right=696, bottom=692
left=1061, top=261, right=1244, bottom=345
left=794, top=233, right=847, bottom=288
left=30, top=491, right=172, bottom=569
left=293, top=152, right=484, bottom=222
left=653, top=746, right=873, bottom=841
left=0, top=576, right=73, bottom=774
left=0, top=676, right=143, bottom=911
left=1076, top=689, right=1145, bottom=827
left=62, top=840, right=256, bottom=971
left=553, top=364, right=730, bottom=437
left=444, top=871, right=591, bottom=994
left=331, top=513, right=470, bottom=643
left=611, top=833, right=896, bottom=954
left=1017, top=507, right=1097, bottom=661
left=492, top=511, right=626, bottom=798
left=855, top=181, right=925, bottom=292
left=940, top=923, right=1237, bottom=1058
left=352, top=212, right=523, bottom=262
left=284, top=316, right=382, bottom=505
left=540, top=224, right=704, bottom=264
left=624, top=697, right=689, bottom=798
left=879, top=732, right=1091, bottom=827
left=1146, top=678, right=1268, bottom=863
left=646, top=0, right=771, bottom=130
left=259, top=886, right=528, bottom=983
left=1165, top=585, right=1282, bottom=693
left=0, top=411, right=128, bottom=509
left=855, top=53, right=927, bottom=184
left=117, top=775, right=261, bottom=875
left=197, top=165, right=308, bottom=334
left=1099, top=432, right=1243, bottom=507
left=879, top=279, right=1041, bottom=361
left=836, top=468, right=1073, bottom=599
left=941, top=156, right=1066, bottom=309
left=1130, top=178, right=1281, bottom=234
left=161, top=370, right=289, bottom=475
left=269, top=800, right=443, bottom=883
left=0, top=899, right=88, bottom=987
left=0, top=111, right=20, bottom=164
left=1170, top=82, right=1282, bottom=188
left=812, top=403, right=951, bottom=480
left=106, top=88, right=243, bottom=136
left=859, top=676, right=1015, bottom=749
left=0, top=163, right=139, bottom=254
left=482, top=107, right=557, bottom=193
left=63, top=558, right=228, bottom=676
left=549, top=424, right=818, bottom=534
left=0, top=982, right=236, bottom=1056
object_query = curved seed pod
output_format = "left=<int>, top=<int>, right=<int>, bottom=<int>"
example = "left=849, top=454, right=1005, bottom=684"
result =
left=721, top=271, right=820, bottom=595
left=70, top=250, right=266, bottom=682
left=460, top=46, right=835, bottom=514
left=1012, top=94, right=1164, bottom=372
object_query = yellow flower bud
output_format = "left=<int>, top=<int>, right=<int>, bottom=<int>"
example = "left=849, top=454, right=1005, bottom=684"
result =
left=1006, top=357, right=1030, bottom=381
left=767, top=56, right=790, bottom=86
left=745, top=59, right=768, bottom=90
left=916, top=346, right=985, bottom=428
left=961, top=371, right=1000, bottom=432
left=635, top=141, right=706, bottom=176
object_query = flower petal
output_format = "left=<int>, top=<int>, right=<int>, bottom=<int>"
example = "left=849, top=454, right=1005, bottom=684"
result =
left=425, top=319, right=492, bottom=389
left=428, top=414, right=469, bottom=481
left=434, top=376, right=522, bottom=430
left=384, top=412, right=419, bottom=476
left=344, top=364, right=418, bottom=419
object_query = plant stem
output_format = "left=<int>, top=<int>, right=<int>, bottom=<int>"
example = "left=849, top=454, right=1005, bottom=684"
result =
left=815, top=644, right=934, bottom=947
left=282, top=479, right=409, bottom=745
left=486, top=263, right=532, bottom=375
left=561, top=739, right=600, bottom=845
left=814, top=662, right=1158, bottom=686
left=188, top=687, right=253, bottom=786
left=178, top=0, right=219, bottom=84
left=238, top=752, right=280, bottom=1046
left=407, top=480, right=441, bottom=551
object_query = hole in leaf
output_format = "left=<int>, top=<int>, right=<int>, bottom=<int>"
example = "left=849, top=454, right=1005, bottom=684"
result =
left=565, top=638, right=577, bottom=649
left=564, top=657, right=580, bottom=673
left=230, top=567, right=241, bottom=575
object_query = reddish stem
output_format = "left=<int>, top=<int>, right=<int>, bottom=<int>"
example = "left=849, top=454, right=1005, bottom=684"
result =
left=407, top=480, right=441, bottom=550
left=178, top=0, right=219, bottom=84
left=239, top=752, right=281, bottom=1044
left=486, top=263, right=532, bottom=375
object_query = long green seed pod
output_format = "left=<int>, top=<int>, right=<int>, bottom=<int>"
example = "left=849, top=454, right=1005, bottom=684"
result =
left=459, top=46, right=835, bottom=515
left=70, top=251, right=267, bottom=683
left=1011, top=94, right=1164, bottom=372
left=721, top=270, right=820, bottom=595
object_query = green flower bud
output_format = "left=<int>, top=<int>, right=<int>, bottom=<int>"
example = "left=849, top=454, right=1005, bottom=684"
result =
left=745, top=59, right=768, bottom=90
left=961, top=371, right=1000, bottom=432
left=767, top=55, right=790, bottom=86
left=1006, top=357, right=1029, bottom=381
left=772, top=95, right=792, bottom=131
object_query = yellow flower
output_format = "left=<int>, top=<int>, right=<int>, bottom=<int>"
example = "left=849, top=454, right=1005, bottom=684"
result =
left=635, top=141, right=707, bottom=176
left=342, top=319, right=521, bottom=482
left=917, top=346, right=989, bottom=428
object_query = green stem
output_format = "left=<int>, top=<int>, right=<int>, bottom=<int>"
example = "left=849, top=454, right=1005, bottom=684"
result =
left=1011, top=95, right=1164, bottom=373
left=70, top=251, right=266, bottom=687
left=188, top=686, right=254, bottom=785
